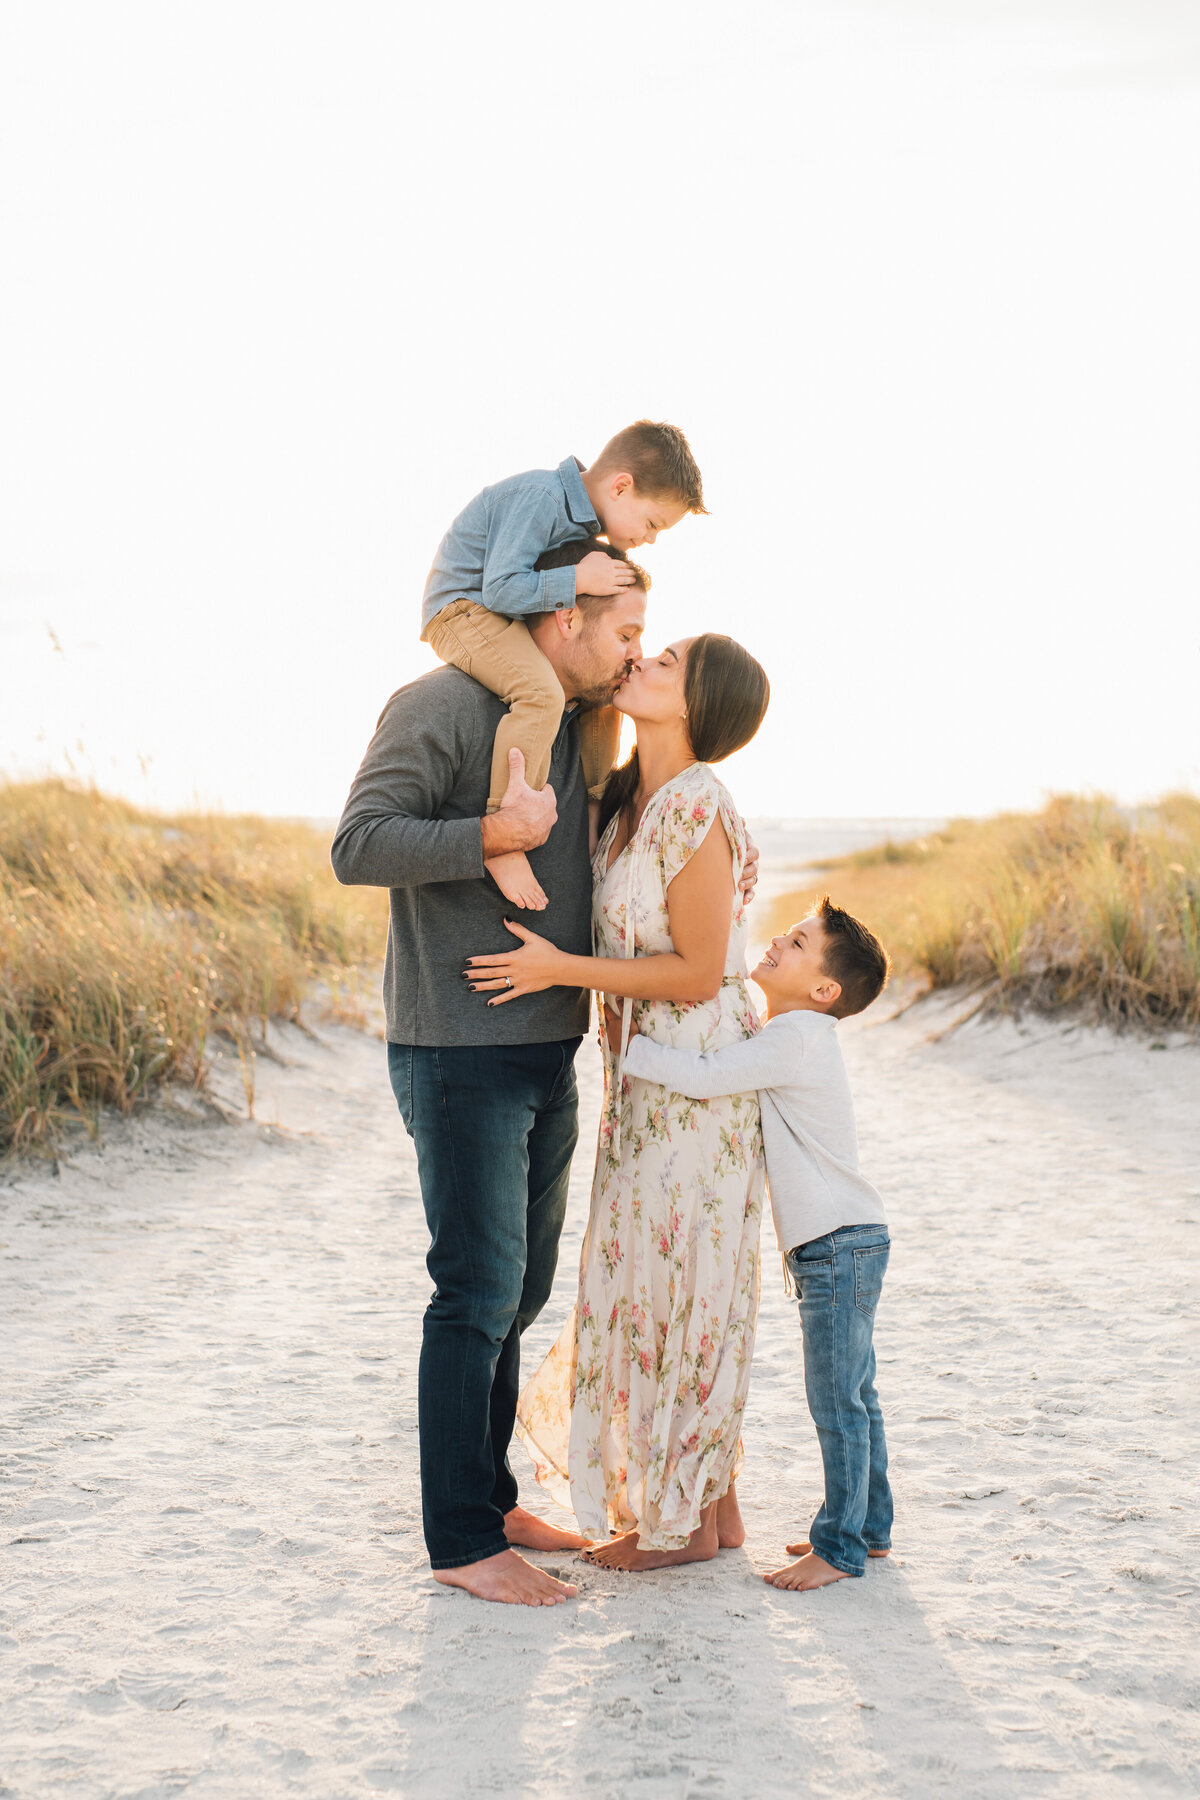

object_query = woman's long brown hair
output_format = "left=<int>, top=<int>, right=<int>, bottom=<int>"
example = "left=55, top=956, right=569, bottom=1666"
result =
left=597, top=634, right=770, bottom=837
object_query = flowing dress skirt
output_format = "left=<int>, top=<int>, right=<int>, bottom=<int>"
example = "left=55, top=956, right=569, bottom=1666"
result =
left=516, top=763, right=766, bottom=1549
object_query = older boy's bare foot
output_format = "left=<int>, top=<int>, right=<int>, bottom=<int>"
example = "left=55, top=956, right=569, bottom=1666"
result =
left=484, top=850, right=547, bottom=911
left=433, top=1547, right=577, bottom=1605
left=765, top=1550, right=851, bottom=1591
left=581, top=1507, right=718, bottom=1571
left=503, top=1505, right=591, bottom=1552
left=716, top=1482, right=745, bottom=1549
left=784, top=1539, right=890, bottom=1558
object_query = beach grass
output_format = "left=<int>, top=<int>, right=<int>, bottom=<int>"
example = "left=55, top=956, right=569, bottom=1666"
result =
left=768, top=793, right=1200, bottom=1031
left=0, top=781, right=388, bottom=1153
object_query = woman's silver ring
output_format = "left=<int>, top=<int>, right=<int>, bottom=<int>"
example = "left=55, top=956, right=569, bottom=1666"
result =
left=505, top=976, right=512, bottom=988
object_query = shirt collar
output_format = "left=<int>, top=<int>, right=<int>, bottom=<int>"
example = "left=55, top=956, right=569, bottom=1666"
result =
left=558, top=456, right=601, bottom=531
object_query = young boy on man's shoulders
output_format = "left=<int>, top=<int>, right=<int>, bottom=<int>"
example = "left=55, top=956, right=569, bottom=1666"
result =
left=421, top=422, right=706, bottom=910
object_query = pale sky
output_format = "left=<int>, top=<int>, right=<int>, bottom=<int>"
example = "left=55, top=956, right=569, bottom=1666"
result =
left=2, top=0, right=1198, bottom=821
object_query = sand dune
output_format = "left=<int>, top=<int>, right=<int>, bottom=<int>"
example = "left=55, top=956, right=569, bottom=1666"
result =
left=2, top=997, right=1198, bottom=1797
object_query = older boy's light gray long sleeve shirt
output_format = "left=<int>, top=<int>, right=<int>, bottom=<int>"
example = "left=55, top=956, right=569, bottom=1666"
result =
left=622, top=1011, right=885, bottom=1254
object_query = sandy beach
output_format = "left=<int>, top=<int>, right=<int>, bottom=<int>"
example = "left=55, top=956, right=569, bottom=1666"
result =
left=5, top=0, right=1199, bottom=1788
left=3, top=989, right=1199, bottom=1799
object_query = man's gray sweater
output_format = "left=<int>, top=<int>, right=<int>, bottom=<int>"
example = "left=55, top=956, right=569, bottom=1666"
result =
left=330, top=666, right=592, bottom=1046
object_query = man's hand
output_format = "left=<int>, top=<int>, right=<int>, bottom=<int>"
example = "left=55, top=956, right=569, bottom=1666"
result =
left=575, top=550, right=636, bottom=597
left=603, top=1003, right=637, bottom=1055
left=739, top=830, right=760, bottom=906
left=480, top=750, right=557, bottom=858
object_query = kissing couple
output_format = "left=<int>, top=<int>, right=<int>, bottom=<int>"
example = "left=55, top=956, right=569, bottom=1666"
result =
left=333, top=529, right=773, bottom=1604
left=336, top=442, right=894, bottom=1603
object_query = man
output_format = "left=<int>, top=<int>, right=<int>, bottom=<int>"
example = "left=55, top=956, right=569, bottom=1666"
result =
left=332, top=540, right=647, bottom=1606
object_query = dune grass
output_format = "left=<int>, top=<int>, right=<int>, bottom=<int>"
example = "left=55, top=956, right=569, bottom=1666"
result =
left=7, top=784, right=1195, bottom=1152
left=768, top=794, right=1200, bottom=1032
left=0, top=781, right=388, bottom=1154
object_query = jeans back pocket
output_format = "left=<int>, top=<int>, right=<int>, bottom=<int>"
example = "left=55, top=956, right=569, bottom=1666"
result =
left=853, top=1242, right=890, bottom=1316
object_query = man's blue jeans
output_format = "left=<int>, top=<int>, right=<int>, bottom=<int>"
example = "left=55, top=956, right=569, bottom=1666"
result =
left=388, top=1039, right=581, bottom=1570
left=786, top=1224, right=893, bottom=1577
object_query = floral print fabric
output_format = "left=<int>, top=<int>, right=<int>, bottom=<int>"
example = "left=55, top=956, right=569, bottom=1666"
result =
left=515, top=762, right=766, bottom=1549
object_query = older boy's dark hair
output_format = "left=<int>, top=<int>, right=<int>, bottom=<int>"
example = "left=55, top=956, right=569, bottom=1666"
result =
left=816, top=896, right=890, bottom=1020
left=592, top=421, right=707, bottom=514
left=534, top=537, right=650, bottom=615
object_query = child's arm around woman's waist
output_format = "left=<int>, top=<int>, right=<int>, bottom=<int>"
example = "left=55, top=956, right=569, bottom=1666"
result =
left=621, top=1012, right=805, bottom=1100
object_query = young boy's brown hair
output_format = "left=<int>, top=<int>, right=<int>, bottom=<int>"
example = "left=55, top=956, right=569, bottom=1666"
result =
left=588, top=421, right=708, bottom=515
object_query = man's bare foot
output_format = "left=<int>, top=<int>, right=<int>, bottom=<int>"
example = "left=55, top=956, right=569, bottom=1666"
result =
left=503, top=1505, right=591, bottom=1552
left=484, top=849, right=548, bottom=911
left=581, top=1506, right=719, bottom=1571
left=716, top=1482, right=745, bottom=1549
left=784, top=1539, right=890, bottom=1558
left=765, top=1550, right=852, bottom=1591
left=433, top=1547, right=577, bottom=1605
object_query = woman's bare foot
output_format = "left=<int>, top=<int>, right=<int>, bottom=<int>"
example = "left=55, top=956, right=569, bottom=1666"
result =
left=784, top=1539, right=890, bottom=1558
left=503, top=1505, right=591, bottom=1552
left=716, top=1483, right=745, bottom=1549
left=433, top=1547, right=577, bottom=1606
left=765, top=1550, right=852, bottom=1591
left=484, top=850, right=547, bottom=911
left=581, top=1506, right=719, bottom=1572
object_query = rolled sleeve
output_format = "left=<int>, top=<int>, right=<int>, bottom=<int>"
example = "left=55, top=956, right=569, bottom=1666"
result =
left=541, top=562, right=578, bottom=612
left=479, top=488, right=586, bottom=619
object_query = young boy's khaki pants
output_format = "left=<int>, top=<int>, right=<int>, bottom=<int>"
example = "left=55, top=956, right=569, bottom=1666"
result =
left=424, top=599, right=623, bottom=812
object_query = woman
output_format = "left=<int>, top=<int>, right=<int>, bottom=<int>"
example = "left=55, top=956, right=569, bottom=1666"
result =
left=465, top=632, right=770, bottom=1570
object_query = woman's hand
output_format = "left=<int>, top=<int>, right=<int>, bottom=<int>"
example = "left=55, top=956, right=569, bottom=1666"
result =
left=739, top=831, right=760, bottom=905
left=464, top=920, right=570, bottom=1005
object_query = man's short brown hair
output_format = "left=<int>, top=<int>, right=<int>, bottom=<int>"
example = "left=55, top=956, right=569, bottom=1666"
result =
left=816, top=896, right=890, bottom=1019
left=592, top=420, right=707, bottom=514
left=534, top=537, right=649, bottom=616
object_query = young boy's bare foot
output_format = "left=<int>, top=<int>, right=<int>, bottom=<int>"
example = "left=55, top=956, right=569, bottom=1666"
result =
left=784, top=1539, right=890, bottom=1559
left=484, top=850, right=547, bottom=911
left=433, top=1547, right=577, bottom=1605
left=765, top=1550, right=852, bottom=1591
left=503, top=1505, right=591, bottom=1552
left=581, top=1505, right=719, bottom=1571
left=716, top=1482, right=745, bottom=1549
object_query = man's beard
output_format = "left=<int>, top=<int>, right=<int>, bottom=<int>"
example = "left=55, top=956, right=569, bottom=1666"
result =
left=575, top=672, right=627, bottom=709
left=568, top=648, right=631, bottom=710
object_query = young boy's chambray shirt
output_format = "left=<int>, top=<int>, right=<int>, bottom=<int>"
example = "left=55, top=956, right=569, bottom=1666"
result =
left=420, top=455, right=600, bottom=636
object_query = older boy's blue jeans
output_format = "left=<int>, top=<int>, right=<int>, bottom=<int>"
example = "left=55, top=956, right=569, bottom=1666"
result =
left=786, top=1224, right=892, bottom=1577
left=388, top=1038, right=581, bottom=1570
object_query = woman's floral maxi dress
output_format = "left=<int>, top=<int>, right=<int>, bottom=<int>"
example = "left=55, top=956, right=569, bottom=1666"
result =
left=516, top=761, right=766, bottom=1549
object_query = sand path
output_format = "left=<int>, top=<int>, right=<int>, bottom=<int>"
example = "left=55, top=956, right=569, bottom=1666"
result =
left=3, top=1000, right=1198, bottom=1798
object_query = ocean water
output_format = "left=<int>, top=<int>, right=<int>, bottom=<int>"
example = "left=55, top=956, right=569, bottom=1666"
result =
left=746, top=816, right=946, bottom=909
left=309, top=814, right=945, bottom=915
left=311, top=811, right=946, bottom=960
